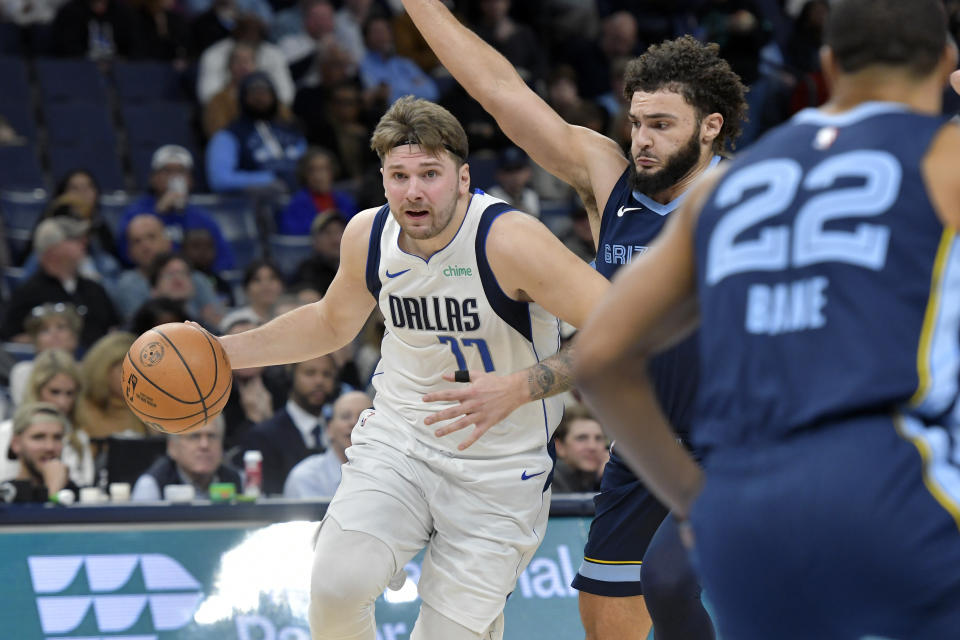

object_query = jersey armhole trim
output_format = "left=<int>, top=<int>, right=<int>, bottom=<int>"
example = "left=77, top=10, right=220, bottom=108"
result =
left=365, top=204, right=392, bottom=298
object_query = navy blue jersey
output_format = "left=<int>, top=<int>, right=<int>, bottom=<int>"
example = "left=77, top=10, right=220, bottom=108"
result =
left=693, top=103, right=955, bottom=449
left=597, top=157, right=720, bottom=438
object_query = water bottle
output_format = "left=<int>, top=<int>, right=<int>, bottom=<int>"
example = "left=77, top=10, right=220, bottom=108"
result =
left=243, top=450, right=263, bottom=498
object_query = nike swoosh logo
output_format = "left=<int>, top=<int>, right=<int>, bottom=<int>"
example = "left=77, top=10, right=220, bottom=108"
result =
left=617, top=206, right=644, bottom=217
left=385, top=268, right=411, bottom=278
left=521, top=470, right=546, bottom=481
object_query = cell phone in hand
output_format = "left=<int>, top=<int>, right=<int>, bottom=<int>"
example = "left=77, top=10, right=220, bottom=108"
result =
left=168, top=175, right=188, bottom=196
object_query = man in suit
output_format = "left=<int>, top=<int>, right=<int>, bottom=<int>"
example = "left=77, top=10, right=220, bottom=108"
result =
left=237, top=353, right=339, bottom=494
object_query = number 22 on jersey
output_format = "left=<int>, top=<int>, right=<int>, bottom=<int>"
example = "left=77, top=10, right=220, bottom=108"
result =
left=705, top=150, right=902, bottom=335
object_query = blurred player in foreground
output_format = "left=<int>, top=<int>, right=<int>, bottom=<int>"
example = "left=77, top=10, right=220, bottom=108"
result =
left=576, top=1, right=960, bottom=637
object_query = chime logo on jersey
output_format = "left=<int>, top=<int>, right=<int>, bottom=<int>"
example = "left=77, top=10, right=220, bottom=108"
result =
left=442, top=264, right=473, bottom=277
left=27, top=553, right=203, bottom=637
left=388, top=295, right=481, bottom=332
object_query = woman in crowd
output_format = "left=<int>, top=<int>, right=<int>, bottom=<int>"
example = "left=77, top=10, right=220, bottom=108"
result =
left=8, top=302, right=83, bottom=407
left=234, top=259, right=285, bottom=323
left=0, top=349, right=94, bottom=487
left=75, top=332, right=147, bottom=459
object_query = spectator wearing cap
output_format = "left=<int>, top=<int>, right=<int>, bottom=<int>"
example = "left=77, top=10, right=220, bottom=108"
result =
left=276, top=147, right=356, bottom=236
left=359, top=15, right=438, bottom=109
left=0, top=218, right=118, bottom=350
left=2, top=402, right=80, bottom=503
left=117, top=145, right=236, bottom=274
left=113, top=214, right=224, bottom=323
left=291, top=210, right=345, bottom=296
left=486, top=146, right=541, bottom=218
left=206, top=72, right=308, bottom=194
left=20, top=188, right=123, bottom=290
left=7, top=302, right=83, bottom=406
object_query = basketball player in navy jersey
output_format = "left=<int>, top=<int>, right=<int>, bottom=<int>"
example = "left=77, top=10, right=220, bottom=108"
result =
left=401, top=2, right=746, bottom=637
left=576, top=0, right=960, bottom=637
left=217, top=96, right=610, bottom=640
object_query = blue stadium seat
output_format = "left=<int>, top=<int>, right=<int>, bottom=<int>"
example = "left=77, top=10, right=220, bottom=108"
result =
left=49, top=146, right=125, bottom=192
left=0, top=24, right=21, bottom=55
left=122, top=102, right=195, bottom=149
left=45, top=103, right=116, bottom=147
left=36, top=58, right=108, bottom=104
left=539, top=199, right=574, bottom=235
left=188, top=194, right=262, bottom=266
left=0, top=57, right=29, bottom=100
left=267, top=234, right=313, bottom=280
left=466, top=152, right=498, bottom=191
left=0, top=190, right=46, bottom=262
left=0, top=146, right=45, bottom=190
left=113, top=61, right=186, bottom=103
left=1, top=340, right=35, bottom=363
left=0, top=99, right=38, bottom=142
left=98, top=192, right=132, bottom=237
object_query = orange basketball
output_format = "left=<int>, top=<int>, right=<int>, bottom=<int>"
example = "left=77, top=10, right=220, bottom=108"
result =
left=121, top=322, right=233, bottom=435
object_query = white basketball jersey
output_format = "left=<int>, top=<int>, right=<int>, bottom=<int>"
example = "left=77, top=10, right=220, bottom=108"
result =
left=364, top=190, right=563, bottom=458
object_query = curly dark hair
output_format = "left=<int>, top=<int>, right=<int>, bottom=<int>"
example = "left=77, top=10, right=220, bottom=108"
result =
left=623, top=35, right=748, bottom=153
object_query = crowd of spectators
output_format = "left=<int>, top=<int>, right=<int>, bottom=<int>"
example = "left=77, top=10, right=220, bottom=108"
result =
left=3, top=0, right=959, bottom=503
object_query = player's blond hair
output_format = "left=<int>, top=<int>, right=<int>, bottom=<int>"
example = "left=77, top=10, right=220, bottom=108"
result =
left=369, top=96, right=468, bottom=166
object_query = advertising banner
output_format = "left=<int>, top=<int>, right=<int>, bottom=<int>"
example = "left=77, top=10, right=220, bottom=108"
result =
left=0, top=516, right=592, bottom=640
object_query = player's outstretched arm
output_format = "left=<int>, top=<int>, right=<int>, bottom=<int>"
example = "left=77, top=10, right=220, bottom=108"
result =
left=573, top=173, right=721, bottom=518
left=400, top=0, right=626, bottom=214
left=218, top=210, right=379, bottom=369
left=424, top=212, right=609, bottom=449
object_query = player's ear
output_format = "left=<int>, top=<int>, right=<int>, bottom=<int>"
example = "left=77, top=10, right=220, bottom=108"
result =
left=701, top=113, right=723, bottom=146
left=459, top=161, right=471, bottom=194
left=820, top=45, right=840, bottom=92
left=937, top=40, right=958, bottom=87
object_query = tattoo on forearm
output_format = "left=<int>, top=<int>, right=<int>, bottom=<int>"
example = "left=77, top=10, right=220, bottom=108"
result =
left=527, top=345, right=575, bottom=401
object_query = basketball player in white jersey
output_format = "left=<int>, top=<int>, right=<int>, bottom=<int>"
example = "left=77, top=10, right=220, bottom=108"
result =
left=216, top=96, right=609, bottom=640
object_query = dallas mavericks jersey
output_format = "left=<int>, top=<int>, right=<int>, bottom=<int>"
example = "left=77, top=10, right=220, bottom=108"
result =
left=364, top=190, right=563, bottom=458
left=693, top=102, right=954, bottom=448
left=597, top=156, right=720, bottom=438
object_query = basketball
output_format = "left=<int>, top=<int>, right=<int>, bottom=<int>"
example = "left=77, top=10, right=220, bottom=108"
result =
left=121, top=322, right=233, bottom=435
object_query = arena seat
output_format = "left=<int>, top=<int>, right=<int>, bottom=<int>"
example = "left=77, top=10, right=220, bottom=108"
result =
left=36, top=58, right=108, bottom=104
left=113, top=60, right=186, bottom=103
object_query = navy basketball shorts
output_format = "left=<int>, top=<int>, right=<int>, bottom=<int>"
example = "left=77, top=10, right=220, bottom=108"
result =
left=689, top=413, right=960, bottom=640
left=571, top=450, right=669, bottom=597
